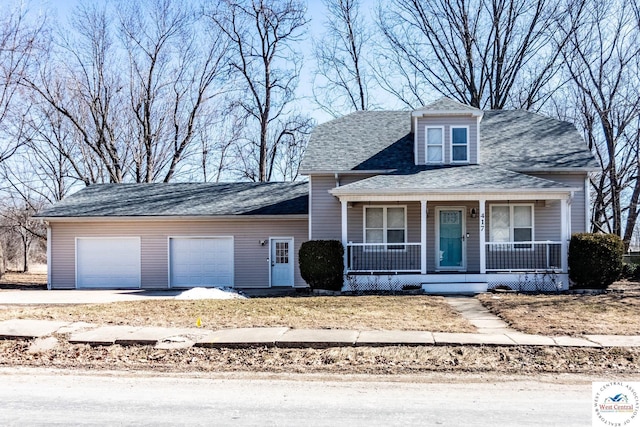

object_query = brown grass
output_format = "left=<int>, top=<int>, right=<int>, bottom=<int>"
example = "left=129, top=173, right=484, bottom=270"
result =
left=2, top=339, right=639, bottom=375
left=0, top=295, right=476, bottom=332
left=478, top=292, right=640, bottom=336
left=0, top=272, right=47, bottom=290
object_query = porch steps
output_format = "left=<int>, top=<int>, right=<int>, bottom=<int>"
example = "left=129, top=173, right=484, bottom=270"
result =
left=421, top=282, right=488, bottom=295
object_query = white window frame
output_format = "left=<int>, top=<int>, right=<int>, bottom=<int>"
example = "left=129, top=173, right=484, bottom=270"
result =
left=363, top=206, right=407, bottom=251
left=425, top=126, right=444, bottom=164
left=489, top=204, right=535, bottom=250
left=450, top=126, right=469, bottom=163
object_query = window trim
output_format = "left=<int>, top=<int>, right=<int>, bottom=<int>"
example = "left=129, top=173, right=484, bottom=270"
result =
left=489, top=204, right=535, bottom=250
left=450, top=125, right=469, bottom=163
left=425, top=125, right=444, bottom=164
left=363, top=205, right=407, bottom=251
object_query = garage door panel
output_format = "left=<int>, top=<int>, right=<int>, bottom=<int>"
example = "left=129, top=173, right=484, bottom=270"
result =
left=170, top=237, right=234, bottom=288
left=76, top=238, right=140, bottom=289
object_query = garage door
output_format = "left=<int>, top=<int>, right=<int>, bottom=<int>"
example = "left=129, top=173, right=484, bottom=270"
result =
left=169, top=237, right=234, bottom=288
left=76, top=237, right=141, bottom=289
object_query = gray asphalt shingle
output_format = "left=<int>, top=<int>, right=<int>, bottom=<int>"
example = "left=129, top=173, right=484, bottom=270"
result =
left=37, top=181, right=308, bottom=218
left=330, top=165, right=574, bottom=195
left=300, top=109, right=597, bottom=172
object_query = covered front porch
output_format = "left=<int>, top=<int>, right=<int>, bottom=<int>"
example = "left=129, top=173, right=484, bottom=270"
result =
left=331, top=176, right=576, bottom=292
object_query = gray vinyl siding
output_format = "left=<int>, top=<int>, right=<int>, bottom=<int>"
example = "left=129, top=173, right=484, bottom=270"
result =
left=526, top=172, right=588, bottom=233
left=310, top=174, right=373, bottom=240
left=49, top=219, right=308, bottom=289
left=416, top=116, right=479, bottom=165
left=347, top=201, right=481, bottom=273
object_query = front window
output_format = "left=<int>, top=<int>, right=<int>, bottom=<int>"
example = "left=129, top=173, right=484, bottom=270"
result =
left=425, top=126, right=443, bottom=163
left=490, top=205, right=534, bottom=249
left=451, top=127, right=468, bottom=162
left=364, top=206, right=406, bottom=249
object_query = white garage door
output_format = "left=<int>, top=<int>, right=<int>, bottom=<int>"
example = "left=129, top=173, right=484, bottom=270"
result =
left=76, top=237, right=141, bottom=289
left=169, top=237, right=234, bottom=288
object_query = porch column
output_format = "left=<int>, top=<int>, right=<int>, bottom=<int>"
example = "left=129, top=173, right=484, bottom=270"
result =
left=341, top=200, right=348, bottom=274
left=479, top=199, right=486, bottom=274
left=421, top=200, right=427, bottom=274
left=561, top=198, right=569, bottom=272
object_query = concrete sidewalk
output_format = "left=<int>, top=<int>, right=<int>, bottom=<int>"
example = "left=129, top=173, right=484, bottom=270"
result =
left=1, top=319, right=639, bottom=351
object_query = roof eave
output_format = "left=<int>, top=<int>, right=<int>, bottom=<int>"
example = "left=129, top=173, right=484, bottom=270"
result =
left=37, top=214, right=309, bottom=222
left=512, top=167, right=600, bottom=173
left=330, top=186, right=579, bottom=197
left=299, top=169, right=396, bottom=176
left=411, top=110, right=484, bottom=117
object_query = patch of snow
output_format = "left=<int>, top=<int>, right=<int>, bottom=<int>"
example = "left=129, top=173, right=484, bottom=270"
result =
left=174, top=287, right=247, bottom=300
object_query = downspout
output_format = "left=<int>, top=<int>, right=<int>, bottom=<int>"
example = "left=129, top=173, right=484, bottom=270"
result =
left=46, top=221, right=51, bottom=290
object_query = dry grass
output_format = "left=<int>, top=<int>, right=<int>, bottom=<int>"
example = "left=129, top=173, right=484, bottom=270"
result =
left=478, top=292, right=640, bottom=336
left=2, top=339, right=638, bottom=375
left=0, top=295, right=476, bottom=332
left=0, top=272, right=47, bottom=290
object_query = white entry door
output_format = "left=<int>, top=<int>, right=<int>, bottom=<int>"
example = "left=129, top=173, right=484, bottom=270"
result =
left=169, top=237, right=234, bottom=288
left=270, top=238, right=294, bottom=287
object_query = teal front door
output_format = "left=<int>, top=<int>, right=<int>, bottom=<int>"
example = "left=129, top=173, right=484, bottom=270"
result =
left=438, top=209, right=465, bottom=270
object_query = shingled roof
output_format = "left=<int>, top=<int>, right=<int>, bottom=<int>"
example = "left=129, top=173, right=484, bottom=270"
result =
left=330, top=165, right=575, bottom=196
left=37, top=181, right=308, bottom=218
left=300, top=109, right=598, bottom=173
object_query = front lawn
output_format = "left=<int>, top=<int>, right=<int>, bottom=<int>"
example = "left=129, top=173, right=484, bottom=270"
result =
left=477, top=291, right=640, bottom=336
left=0, top=295, right=476, bottom=332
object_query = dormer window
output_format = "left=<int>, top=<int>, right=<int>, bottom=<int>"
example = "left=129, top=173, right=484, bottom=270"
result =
left=426, top=126, right=444, bottom=163
left=451, top=127, right=469, bottom=163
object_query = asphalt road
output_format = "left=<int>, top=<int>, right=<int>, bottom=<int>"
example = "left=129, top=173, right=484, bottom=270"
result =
left=0, top=368, right=592, bottom=426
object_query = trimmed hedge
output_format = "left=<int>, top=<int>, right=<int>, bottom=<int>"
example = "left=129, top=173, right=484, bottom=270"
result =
left=568, top=233, right=623, bottom=289
left=299, top=240, right=344, bottom=291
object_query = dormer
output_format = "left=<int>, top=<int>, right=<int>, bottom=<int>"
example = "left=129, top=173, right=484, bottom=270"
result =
left=412, top=98, right=484, bottom=166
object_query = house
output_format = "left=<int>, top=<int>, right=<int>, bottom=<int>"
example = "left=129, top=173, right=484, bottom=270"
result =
left=299, top=98, right=597, bottom=293
left=38, top=98, right=598, bottom=292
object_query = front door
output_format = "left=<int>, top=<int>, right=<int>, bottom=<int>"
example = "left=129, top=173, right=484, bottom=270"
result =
left=437, top=208, right=466, bottom=271
left=270, top=238, right=294, bottom=286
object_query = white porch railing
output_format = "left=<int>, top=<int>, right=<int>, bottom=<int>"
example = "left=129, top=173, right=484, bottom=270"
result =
left=485, top=241, right=563, bottom=272
left=346, top=243, right=421, bottom=273
left=345, top=241, right=564, bottom=273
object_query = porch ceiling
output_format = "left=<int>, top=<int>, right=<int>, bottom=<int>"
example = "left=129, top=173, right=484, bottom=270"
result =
left=330, top=165, right=578, bottom=201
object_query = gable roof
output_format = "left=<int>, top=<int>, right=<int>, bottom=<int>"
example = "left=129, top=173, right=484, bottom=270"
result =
left=412, top=97, right=483, bottom=116
left=330, top=165, right=575, bottom=197
left=37, top=181, right=308, bottom=218
left=300, top=109, right=598, bottom=173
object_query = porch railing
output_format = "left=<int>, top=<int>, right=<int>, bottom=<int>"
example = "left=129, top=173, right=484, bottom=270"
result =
left=485, top=241, right=562, bottom=272
left=346, top=243, right=421, bottom=273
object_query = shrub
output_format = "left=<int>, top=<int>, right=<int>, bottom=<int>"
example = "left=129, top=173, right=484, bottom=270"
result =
left=569, top=233, right=624, bottom=289
left=622, top=263, right=638, bottom=279
left=299, top=240, right=344, bottom=291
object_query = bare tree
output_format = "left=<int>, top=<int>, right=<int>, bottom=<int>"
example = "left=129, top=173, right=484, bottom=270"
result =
left=559, top=0, right=640, bottom=247
left=24, top=2, right=129, bottom=184
left=209, top=0, right=312, bottom=182
left=375, top=0, right=584, bottom=110
left=118, top=0, right=229, bottom=183
left=0, top=4, right=46, bottom=163
left=313, top=0, right=372, bottom=116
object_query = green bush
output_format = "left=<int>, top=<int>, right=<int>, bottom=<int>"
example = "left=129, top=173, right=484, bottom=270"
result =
left=622, top=263, right=638, bottom=279
left=299, top=240, right=344, bottom=291
left=568, top=233, right=624, bottom=289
